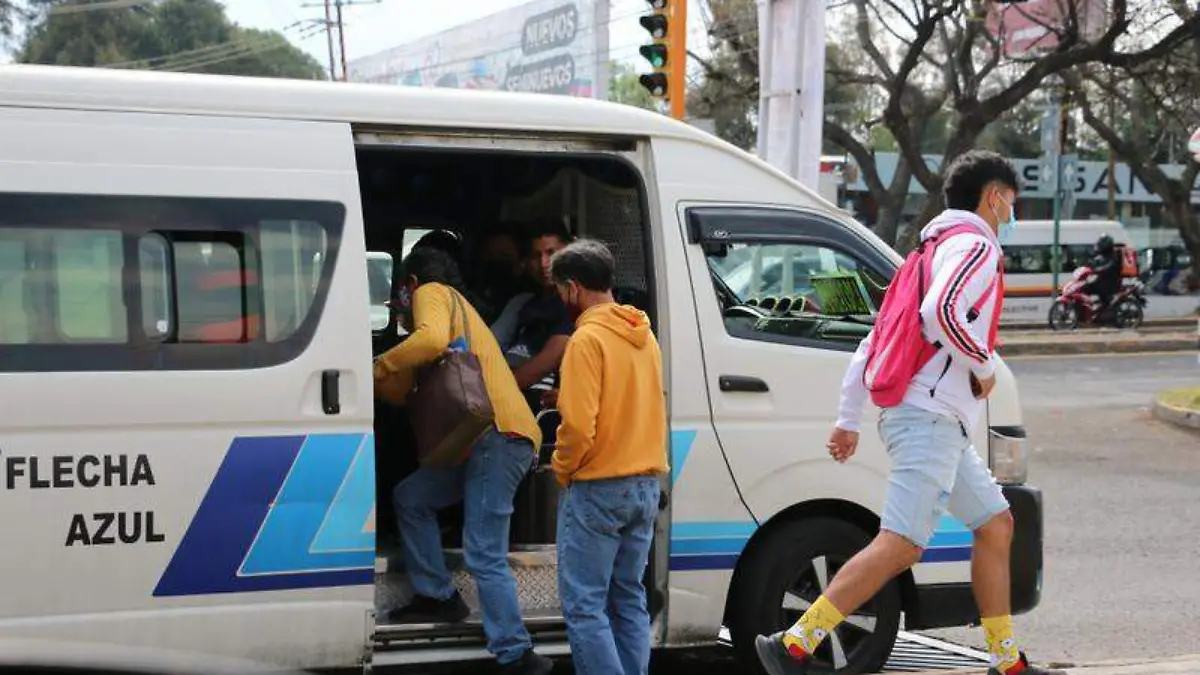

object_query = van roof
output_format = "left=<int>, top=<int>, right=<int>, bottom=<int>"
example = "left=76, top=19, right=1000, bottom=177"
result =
left=0, top=64, right=715, bottom=144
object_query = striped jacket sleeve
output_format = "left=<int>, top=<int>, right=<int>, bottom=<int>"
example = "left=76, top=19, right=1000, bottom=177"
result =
left=919, top=235, right=1001, bottom=380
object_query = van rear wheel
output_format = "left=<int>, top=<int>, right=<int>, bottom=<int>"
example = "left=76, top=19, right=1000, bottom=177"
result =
left=728, top=517, right=901, bottom=674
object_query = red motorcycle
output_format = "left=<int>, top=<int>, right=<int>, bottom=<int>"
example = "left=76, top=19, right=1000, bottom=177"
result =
left=1048, top=266, right=1147, bottom=330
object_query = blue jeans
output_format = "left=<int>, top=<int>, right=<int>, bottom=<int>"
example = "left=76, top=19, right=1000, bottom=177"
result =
left=557, top=476, right=661, bottom=675
left=393, top=429, right=535, bottom=665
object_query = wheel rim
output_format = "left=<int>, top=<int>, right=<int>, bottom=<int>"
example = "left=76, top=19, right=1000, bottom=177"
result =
left=780, top=555, right=882, bottom=671
left=1050, top=302, right=1076, bottom=329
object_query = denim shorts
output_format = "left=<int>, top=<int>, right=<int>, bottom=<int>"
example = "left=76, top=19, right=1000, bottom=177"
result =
left=878, top=404, right=1010, bottom=548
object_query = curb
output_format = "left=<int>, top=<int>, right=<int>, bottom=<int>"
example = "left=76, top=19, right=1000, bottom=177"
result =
left=911, top=653, right=1200, bottom=674
left=1154, top=393, right=1200, bottom=431
left=998, top=335, right=1196, bottom=357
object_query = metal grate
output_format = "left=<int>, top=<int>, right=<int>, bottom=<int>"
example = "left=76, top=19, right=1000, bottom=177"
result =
left=884, top=631, right=992, bottom=672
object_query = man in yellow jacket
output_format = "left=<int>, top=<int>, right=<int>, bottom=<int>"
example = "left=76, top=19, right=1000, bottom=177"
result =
left=548, top=239, right=668, bottom=675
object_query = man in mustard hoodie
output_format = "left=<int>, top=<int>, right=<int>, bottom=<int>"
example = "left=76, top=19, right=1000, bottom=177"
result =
left=548, top=239, right=668, bottom=675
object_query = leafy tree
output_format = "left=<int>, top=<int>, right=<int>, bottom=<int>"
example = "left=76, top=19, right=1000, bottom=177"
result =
left=607, top=60, right=658, bottom=111
left=18, top=0, right=324, bottom=80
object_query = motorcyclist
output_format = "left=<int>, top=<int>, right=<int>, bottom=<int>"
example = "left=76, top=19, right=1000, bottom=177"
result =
left=1083, top=234, right=1122, bottom=312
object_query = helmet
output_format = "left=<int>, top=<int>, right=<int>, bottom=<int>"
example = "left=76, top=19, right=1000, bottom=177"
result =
left=1096, top=234, right=1115, bottom=255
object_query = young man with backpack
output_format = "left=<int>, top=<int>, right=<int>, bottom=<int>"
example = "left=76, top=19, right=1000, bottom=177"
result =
left=755, top=150, right=1062, bottom=675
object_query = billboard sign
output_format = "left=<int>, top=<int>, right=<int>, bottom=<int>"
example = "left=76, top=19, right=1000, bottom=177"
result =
left=986, top=0, right=1106, bottom=58
left=845, top=152, right=1200, bottom=204
left=346, top=0, right=609, bottom=99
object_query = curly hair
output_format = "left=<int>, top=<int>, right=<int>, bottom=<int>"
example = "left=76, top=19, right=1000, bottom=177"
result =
left=942, top=150, right=1020, bottom=212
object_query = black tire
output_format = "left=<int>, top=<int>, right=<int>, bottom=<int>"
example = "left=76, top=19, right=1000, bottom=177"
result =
left=1048, top=299, right=1079, bottom=331
left=727, top=517, right=902, bottom=675
left=1115, top=299, right=1144, bottom=329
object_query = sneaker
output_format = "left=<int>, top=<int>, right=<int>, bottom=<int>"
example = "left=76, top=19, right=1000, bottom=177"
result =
left=988, top=652, right=1068, bottom=675
left=498, top=649, right=554, bottom=675
left=754, top=631, right=809, bottom=675
left=385, top=592, right=470, bottom=624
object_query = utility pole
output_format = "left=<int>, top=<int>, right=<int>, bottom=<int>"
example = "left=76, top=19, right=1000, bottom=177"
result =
left=324, top=0, right=337, bottom=81
left=1107, top=64, right=1117, bottom=220
left=667, top=0, right=686, bottom=120
left=1051, top=86, right=1072, bottom=296
left=301, top=0, right=382, bottom=81
left=336, top=0, right=348, bottom=81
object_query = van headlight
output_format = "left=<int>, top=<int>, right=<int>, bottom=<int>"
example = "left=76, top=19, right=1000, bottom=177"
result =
left=988, top=426, right=1028, bottom=485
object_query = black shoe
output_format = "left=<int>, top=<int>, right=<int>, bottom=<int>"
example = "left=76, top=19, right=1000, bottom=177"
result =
left=498, top=649, right=554, bottom=675
left=753, top=631, right=810, bottom=675
left=987, top=652, right=1067, bottom=675
left=386, top=592, right=470, bottom=624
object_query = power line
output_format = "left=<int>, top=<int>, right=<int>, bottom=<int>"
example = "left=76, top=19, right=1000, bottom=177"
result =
left=299, top=0, right=381, bottom=81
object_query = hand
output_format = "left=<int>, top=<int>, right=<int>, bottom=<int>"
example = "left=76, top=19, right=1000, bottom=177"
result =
left=971, top=373, right=996, bottom=400
left=827, top=427, right=859, bottom=464
left=540, top=389, right=560, bottom=409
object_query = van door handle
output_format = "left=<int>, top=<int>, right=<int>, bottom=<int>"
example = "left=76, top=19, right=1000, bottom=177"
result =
left=719, top=375, right=769, bottom=393
left=321, top=370, right=341, bottom=415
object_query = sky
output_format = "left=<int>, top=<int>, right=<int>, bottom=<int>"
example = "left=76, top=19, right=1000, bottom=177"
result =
left=221, top=0, right=709, bottom=77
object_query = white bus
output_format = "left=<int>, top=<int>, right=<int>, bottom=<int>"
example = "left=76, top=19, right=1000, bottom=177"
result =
left=0, top=65, right=1042, bottom=674
left=1003, top=219, right=1131, bottom=297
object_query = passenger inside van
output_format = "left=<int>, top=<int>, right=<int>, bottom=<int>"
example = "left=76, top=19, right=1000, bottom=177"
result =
left=492, top=219, right=575, bottom=412
left=469, top=225, right=529, bottom=324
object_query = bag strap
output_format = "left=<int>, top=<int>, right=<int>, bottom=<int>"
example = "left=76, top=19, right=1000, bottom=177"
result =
left=447, top=288, right=471, bottom=350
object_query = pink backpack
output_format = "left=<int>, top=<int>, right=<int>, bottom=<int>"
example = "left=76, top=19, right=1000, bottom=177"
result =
left=863, top=224, right=1002, bottom=407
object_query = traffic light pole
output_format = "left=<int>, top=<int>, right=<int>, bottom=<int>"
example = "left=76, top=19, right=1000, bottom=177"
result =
left=668, top=0, right=686, bottom=119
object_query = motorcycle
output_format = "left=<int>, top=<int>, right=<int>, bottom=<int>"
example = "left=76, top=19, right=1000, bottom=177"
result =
left=1047, top=266, right=1148, bottom=330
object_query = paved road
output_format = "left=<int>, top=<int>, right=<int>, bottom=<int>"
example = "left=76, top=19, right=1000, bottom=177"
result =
left=928, top=352, right=1200, bottom=664
left=412, top=353, right=1200, bottom=674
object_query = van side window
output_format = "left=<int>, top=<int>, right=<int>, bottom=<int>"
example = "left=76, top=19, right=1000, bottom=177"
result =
left=706, top=240, right=888, bottom=349
left=688, top=207, right=895, bottom=352
left=0, top=194, right=344, bottom=372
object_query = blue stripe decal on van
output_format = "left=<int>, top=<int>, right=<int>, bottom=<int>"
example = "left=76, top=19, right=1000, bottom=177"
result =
left=154, top=433, right=375, bottom=597
left=667, top=516, right=975, bottom=571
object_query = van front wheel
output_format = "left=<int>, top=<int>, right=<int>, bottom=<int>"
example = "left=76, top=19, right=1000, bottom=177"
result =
left=727, top=517, right=901, bottom=674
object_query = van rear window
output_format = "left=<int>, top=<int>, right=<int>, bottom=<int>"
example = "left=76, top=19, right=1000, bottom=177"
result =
left=0, top=194, right=344, bottom=372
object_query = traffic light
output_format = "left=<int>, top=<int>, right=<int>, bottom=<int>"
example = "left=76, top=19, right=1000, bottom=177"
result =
left=638, top=0, right=671, bottom=100
left=637, top=0, right=685, bottom=117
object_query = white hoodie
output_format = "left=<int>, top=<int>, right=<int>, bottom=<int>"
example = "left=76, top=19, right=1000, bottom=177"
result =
left=837, top=210, right=1004, bottom=433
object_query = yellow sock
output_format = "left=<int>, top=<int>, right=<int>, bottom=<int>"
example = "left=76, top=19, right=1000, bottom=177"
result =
left=781, top=595, right=844, bottom=657
left=982, top=615, right=1021, bottom=672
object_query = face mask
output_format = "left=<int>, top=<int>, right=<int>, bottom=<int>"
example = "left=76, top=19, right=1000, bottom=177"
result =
left=561, top=283, right=583, bottom=323
left=994, top=196, right=1017, bottom=246
left=394, top=286, right=412, bottom=311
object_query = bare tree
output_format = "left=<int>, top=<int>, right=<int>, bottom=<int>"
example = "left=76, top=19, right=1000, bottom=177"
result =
left=697, top=0, right=1200, bottom=250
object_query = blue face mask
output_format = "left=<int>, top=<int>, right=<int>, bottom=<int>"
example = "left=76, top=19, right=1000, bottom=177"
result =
left=995, top=197, right=1017, bottom=246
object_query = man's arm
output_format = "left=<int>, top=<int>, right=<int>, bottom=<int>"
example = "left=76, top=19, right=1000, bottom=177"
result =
left=373, top=285, right=454, bottom=402
left=552, top=334, right=603, bottom=486
left=920, top=236, right=1001, bottom=380
left=513, top=334, right=569, bottom=389
left=834, top=330, right=873, bottom=433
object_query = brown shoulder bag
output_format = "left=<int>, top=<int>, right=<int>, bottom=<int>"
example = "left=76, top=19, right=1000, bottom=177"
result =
left=407, top=290, right=496, bottom=468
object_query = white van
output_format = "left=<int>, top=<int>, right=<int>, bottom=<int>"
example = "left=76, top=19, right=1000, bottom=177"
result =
left=0, top=65, right=1042, bottom=674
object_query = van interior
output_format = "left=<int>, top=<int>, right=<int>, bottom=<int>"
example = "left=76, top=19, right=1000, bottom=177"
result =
left=355, top=143, right=656, bottom=650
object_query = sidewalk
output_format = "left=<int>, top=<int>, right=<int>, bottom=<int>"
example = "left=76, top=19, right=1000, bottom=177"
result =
left=912, top=654, right=1200, bottom=674
left=998, top=328, right=1196, bottom=357
left=1154, top=387, right=1200, bottom=430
